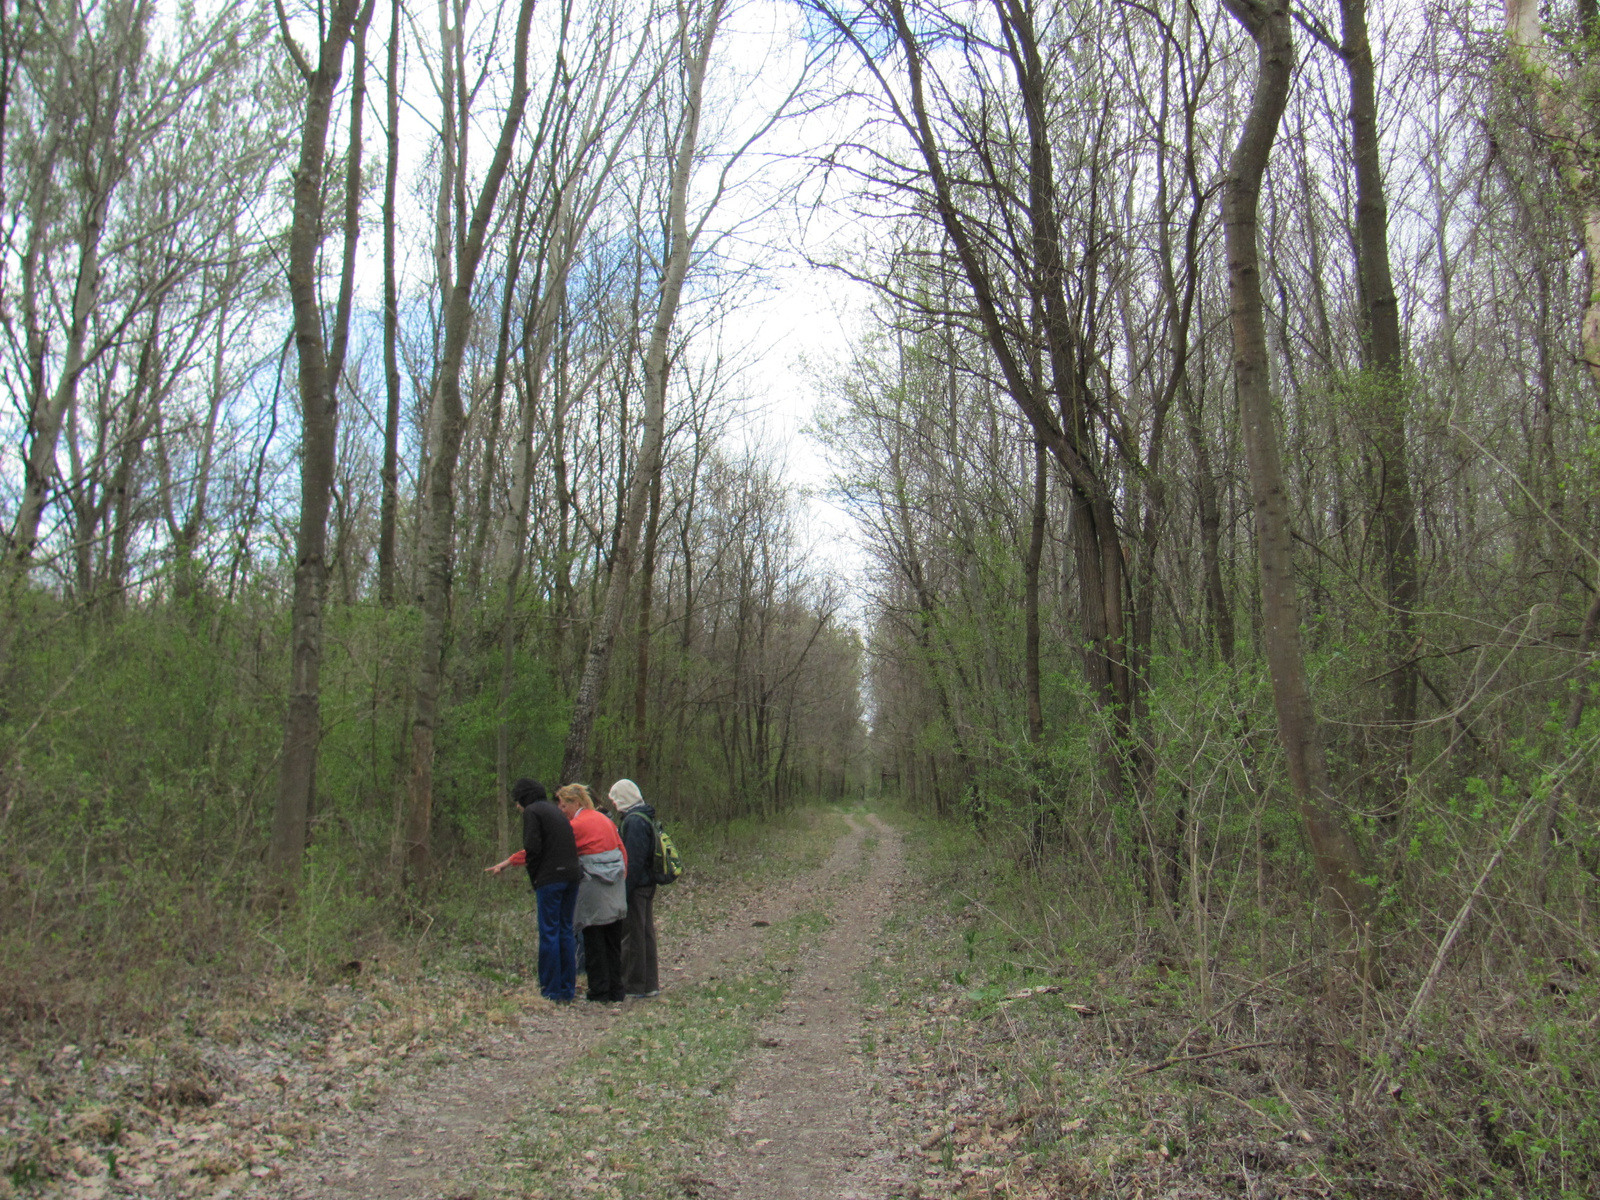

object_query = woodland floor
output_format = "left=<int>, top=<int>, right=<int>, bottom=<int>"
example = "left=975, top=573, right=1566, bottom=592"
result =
left=257, top=810, right=913, bottom=1200
left=2, top=810, right=955, bottom=1200
left=6, top=806, right=1593, bottom=1200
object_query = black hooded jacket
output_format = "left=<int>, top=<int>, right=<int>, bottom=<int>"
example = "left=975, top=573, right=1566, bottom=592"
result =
left=619, top=802, right=657, bottom=892
left=523, top=799, right=581, bottom=890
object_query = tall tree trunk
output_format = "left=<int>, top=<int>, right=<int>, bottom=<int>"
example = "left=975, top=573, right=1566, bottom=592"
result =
left=1329, top=0, right=1420, bottom=825
left=1023, top=437, right=1046, bottom=850
left=97, top=330, right=162, bottom=612
left=1181, top=380, right=1234, bottom=664
left=465, top=179, right=531, bottom=603
left=633, top=466, right=662, bottom=775
left=560, top=0, right=724, bottom=783
left=267, top=0, right=372, bottom=884
left=493, top=226, right=568, bottom=859
left=492, top=322, right=543, bottom=862
left=552, top=351, right=574, bottom=669
left=1221, top=0, right=1377, bottom=972
left=377, top=0, right=402, bottom=609
left=402, top=0, right=540, bottom=884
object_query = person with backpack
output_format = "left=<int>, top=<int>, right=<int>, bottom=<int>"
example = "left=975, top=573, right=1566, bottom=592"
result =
left=485, top=778, right=581, bottom=1003
left=609, top=778, right=661, bottom=999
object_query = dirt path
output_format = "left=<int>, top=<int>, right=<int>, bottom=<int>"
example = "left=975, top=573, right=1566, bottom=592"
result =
left=715, top=811, right=909, bottom=1200
left=253, top=812, right=908, bottom=1200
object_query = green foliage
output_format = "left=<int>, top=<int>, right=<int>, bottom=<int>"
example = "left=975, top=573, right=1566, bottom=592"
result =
left=0, top=572, right=860, bottom=1034
left=432, top=642, right=569, bottom=851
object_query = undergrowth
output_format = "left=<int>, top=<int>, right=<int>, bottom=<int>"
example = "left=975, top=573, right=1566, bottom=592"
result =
left=0, top=799, right=834, bottom=1042
left=867, top=802, right=1600, bottom=1199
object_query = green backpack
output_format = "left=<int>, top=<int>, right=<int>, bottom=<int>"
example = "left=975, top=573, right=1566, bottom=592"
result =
left=648, top=816, right=682, bottom=885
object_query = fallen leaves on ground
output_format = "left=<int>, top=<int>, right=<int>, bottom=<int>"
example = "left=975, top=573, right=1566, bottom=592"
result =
left=0, top=973, right=554, bottom=1198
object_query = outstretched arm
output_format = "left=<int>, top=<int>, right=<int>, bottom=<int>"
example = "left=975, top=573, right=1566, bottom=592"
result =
left=485, top=849, right=527, bottom=875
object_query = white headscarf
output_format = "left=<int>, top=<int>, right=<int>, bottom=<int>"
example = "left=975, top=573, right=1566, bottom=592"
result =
left=609, top=778, right=644, bottom=813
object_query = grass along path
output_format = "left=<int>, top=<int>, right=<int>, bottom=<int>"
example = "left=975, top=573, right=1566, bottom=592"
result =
left=485, top=810, right=912, bottom=1200
left=13, top=807, right=1125, bottom=1200
left=247, top=807, right=1600, bottom=1200
left=248, top=810, right=868, bottom=1200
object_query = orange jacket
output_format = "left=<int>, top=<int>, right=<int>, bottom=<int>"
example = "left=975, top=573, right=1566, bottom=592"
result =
left=570, top=807, right=626, bottom=864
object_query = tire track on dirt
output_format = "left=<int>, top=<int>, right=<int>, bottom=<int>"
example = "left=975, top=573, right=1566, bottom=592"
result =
left=714, top=812, right=908, bottom=1200
left=252, top=815, right=879, bottom=1200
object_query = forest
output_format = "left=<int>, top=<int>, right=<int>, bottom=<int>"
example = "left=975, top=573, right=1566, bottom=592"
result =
left=0, top=0, right=868, bottom=1003
left=2, top=0, right=1599, bottom=1191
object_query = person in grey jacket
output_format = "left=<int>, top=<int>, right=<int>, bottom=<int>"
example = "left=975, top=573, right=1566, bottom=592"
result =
left=609, top=778, right=660, bottom=998
left=557, top=784, right=628, bottom=1003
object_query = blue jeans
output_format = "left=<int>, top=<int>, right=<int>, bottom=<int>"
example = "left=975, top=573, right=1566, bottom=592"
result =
left=535, top=881, right=579, bottom=1001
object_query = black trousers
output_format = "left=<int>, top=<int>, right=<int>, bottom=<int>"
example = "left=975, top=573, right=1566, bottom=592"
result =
left=582, top=920, right=625, bottom=1002
left=622, top=884, right=658, bottom=995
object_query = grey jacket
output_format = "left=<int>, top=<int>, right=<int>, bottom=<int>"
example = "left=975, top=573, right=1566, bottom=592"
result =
left=574, top=847, right=627, bottom=931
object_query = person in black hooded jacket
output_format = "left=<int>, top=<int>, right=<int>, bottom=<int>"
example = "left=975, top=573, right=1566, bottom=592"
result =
left=608, top=778, right=660, bottom=998
left=487, top=777, right=581, bottom=1001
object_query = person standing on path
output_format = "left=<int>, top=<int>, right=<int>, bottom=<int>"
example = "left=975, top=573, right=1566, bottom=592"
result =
left=555, top=783, right=629, bottom=1003
left=610, top=778, right=660, bottom=999
left=486, top=778, right=581, bottom=1002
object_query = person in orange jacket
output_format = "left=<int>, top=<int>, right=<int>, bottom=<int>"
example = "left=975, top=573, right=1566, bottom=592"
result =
left=556, top=784, right=628, bottom=1003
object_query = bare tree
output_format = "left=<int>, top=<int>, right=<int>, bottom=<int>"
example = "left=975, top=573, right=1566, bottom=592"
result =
left=401, top=0, right=544, bottom=883
left=0, top=0, right=272, bottom=674
left=1221, top=0, right=1376, bottom=971
left=377, top=0, right=404, bottom=608
left=814, top=0, right=1144, bottom=813
left=560, top=0, right=728, bottom=782
left=267, top=0, right=374, bottom=884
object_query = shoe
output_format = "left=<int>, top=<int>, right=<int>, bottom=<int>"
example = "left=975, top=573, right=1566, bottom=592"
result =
left=627, top=990, right=660, bottom=999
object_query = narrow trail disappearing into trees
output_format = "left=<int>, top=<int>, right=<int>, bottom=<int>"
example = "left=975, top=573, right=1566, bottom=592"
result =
left=255, top=813, right=908, bottom=1200
left=716, top=813, right=904, bottom=1200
